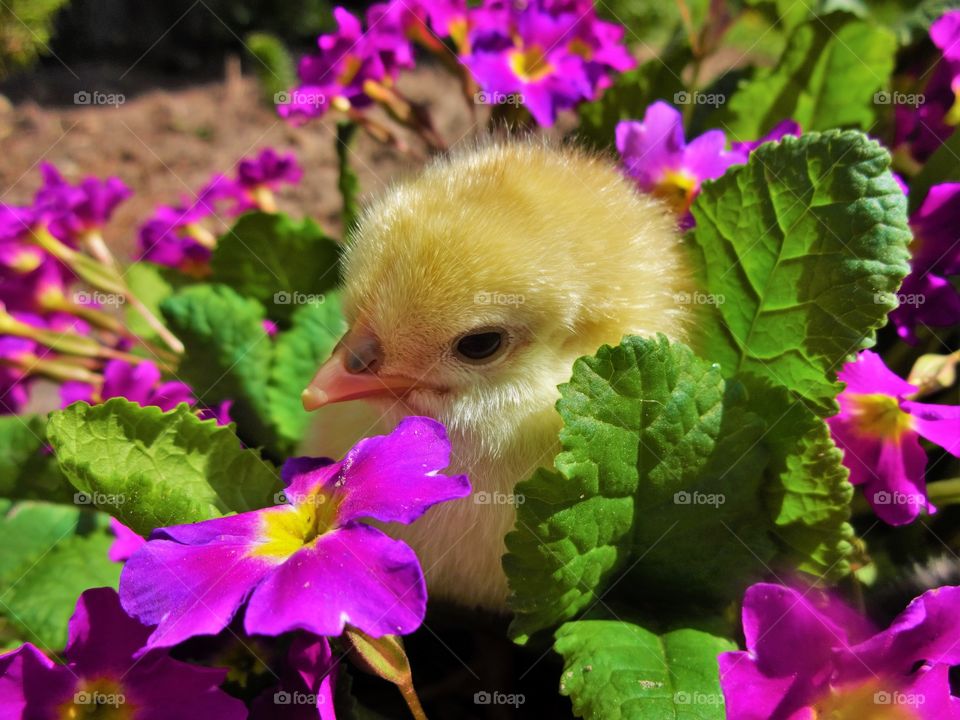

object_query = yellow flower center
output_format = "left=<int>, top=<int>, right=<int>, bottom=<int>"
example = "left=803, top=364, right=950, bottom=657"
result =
left=251, top=488, right=341, bottom=561
left=653, top=169, right=699, bottom=216
left=568, top=38, right=593, bottom=60
left=812, top=680, right=920, bottom=719
left=338, top=55, right=363, bottom=87
left=38, top=285, right=67, bottom=311
left=945, top=78, right=960, bottom=127
left=846, top=393, right=914, bottom=441
left=11, top=249, right=42, bottom=274
left=508, top=46, right=554, bottom=82
left=448, top=18, right=469, bottom=53
left=60, top=677, right=133, bottom=720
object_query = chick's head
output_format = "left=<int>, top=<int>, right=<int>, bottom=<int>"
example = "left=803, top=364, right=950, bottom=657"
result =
left=303, top=141, right=695, bottom=453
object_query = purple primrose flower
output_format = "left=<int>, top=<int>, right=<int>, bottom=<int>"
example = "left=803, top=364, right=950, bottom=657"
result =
left=826, top=351, right=960, bottom=525
left=0, top=587, right=245, bottom=719
left=119, top=417, right=471, bottom=649
left=720, top=582, right=960, bottom=719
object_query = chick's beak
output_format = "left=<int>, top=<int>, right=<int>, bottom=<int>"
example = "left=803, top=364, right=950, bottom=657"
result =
left=301, top=332, right=417, bottom=410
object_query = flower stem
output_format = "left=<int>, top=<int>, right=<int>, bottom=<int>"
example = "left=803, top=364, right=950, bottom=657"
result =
left=81, top=230, right=119, bottom=269
left=399, top=682, right=429, bottom=720
left=33, top=226, right=185, bottom=355
left=43, top=294, right=127, bottom=336
left=4, top=355, right=102, bottom=384
left=124, top=291, right=185, bottom=355
left=31, top=227, right=126, bottom=295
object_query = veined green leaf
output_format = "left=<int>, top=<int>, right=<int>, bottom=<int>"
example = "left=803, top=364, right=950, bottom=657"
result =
left=690, top=130, right=911, bottom=414
left=47, top=399, right=281, bottom=535
left=555, top=620, right=734, bottom=720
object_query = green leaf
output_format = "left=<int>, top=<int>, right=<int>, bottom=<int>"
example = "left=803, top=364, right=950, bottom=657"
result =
left=744, top=0, right=812, bottom=35
left=160, top=283, right=278, bottom=450
left=908, top=129, right=960, bottom=215
left=0, top=415, right=72, bottom=503
left=210, top=212, right=340, bottom=324
left=0, top=502, right=118, bottom=649
left=2, top=532, right=120, bottom=649
left=722, top=14, right=896, bottom=140
left=689, top=130, right=912, bottom=414
left=737, top=375, right=855, bottom=580
left=267, top=294, right=346, bottom=445
left=555, top=620, right=735, bottom=720
left=505, top=336, right=774, bottom=642
left=0, top=502, right=84, bottom=581
left=47, top=398, right=281, bottom=535
left=123, top=261, right=179, bottom=342
left=245, top=31, right=297, bottom=104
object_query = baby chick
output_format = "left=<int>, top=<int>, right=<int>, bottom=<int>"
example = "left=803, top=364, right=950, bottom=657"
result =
left=302, top=140, right=695, bottom=610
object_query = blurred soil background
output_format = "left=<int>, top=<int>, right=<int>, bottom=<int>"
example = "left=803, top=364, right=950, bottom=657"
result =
left=0, top=0, right=490, bottom=258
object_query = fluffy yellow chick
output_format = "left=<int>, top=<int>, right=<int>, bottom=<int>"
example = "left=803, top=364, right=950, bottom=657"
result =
left=302, top=140, right=695, bottom=610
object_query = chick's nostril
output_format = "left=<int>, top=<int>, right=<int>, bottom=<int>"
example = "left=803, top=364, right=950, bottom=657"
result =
left=344, top=337, right=383, bottom=374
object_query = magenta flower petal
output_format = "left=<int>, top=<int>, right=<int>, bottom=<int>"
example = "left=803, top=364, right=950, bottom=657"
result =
left=0, top=589, right=245, bottom=719
left=198, top=399, right=235, bottom=427
left=902, top=664, right=960, bottom=720
left=459, top=0, right=633, bottom=127
left=251, top=635, right=338, bottom=720
left=283, top=416, right=470, bottom=525
left=281, top=4, right=414, bottom=120
left=742, top=584, right=850, bottom=680
left=108, top=517, right=147, bottom=563
left=720, top=583, right=842, bottom=717
left=245, top=524, right=426, bottom=638
left=837, top=350, right=916, bottom=396
left=0, top=643, right=74, bottom=717
left=828, top=415, right=929, bottom=525
left=64, top=587, right=152, bottom=673
left=894, top=11, right=960, bottom=161
left=60, top=381, right=95, bottom=407
left=34, top=163, right=131, bottom=241
left=125, top=658, right=239, bottom=720
left=615, top=102, right=684, bottom=188
left=122, top=417, right=470, bottom=648
left=825, top=417, right=880, bottom=489
left=683, top=129, right=743, bottom=180
left=288, top=635, right=338, bottom=720
left=616, top=101, right=743, bottom=222
left=892, top=182, right=960, bottom=339
left=842, top=586, right=960, bottom=677
left=121, top=514, right=277, bottom=648
left=828, top=350, right=958, bottom=526
left=902, top=400, right=960, bottom=455
left=103, top=359, right=161, bottom=405
left=237, top=148, right=302, bottom=189
left=722, top=582, right=960, bottom=718
left=932, top=10, right=960, bottom=64
left=873, top=433, right=931, bottom=524
left=149, top=381, right=197, bottom=411
left=717, top=651, right=798, bottom=720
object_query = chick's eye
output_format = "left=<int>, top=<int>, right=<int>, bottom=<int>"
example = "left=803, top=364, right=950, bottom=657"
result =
left=455, top=330, right=505, bottom=363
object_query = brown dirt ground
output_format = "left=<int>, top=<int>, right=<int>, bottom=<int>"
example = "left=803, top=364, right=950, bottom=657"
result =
left=0, top=60, right=484, bottom=255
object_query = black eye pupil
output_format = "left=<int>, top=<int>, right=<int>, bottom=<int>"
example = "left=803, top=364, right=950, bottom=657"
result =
left=456, top=332, right=503, bottom=360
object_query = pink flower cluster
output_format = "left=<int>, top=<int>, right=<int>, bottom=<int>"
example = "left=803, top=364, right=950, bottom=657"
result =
left=138, top=148, right=302, bottom=272
left=281, top=0, right=635, bottom=126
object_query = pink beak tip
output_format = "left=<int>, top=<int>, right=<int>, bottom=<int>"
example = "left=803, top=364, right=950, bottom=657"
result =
left=301, top=385, right=328, bottom=411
